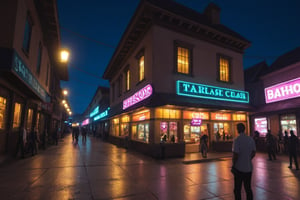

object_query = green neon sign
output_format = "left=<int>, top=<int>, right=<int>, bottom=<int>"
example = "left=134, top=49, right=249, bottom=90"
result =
left=176, top=80, right=249, bottom=103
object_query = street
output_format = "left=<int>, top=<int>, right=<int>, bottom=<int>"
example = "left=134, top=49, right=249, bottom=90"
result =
left=1, top=134, right=300, bottom=200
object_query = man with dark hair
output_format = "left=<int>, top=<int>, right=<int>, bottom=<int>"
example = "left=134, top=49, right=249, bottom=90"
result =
left=232, top=123, right=256, bottom=200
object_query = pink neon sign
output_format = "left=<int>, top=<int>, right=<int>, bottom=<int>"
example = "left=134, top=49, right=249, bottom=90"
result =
left=82, top=118, right=89, bottom=126
left=191, top=118, right=202, bottom=126
left=123, top=84, right=153, bottom=110
left=265, top=77, right=300, bottom=103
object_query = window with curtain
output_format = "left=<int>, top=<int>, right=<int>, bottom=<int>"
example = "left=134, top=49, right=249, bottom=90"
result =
left=218, top=56, right=230, bottom=82
left=0, top=97, right=7, bottom=130
left=138, top=55, right=145, bottom=81
left=126, top=69, right=130, bottom=91
left=177, top=46, right=190, bottom=74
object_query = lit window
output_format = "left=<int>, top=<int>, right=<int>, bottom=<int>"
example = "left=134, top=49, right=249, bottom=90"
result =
left=126, top=69, right=130, bottom=91
left=219, top=56, right=230, bottom=82
left=177, top=47, right=190, bottom=74
left=0, top=97, right=7, bottom=130
left=26, top=109, right=33, bottom=130
left=139, top=56, right=145, bottom=81
left=22, top=15, right=32, bottom=53
left=13, top=103, right=22, bottom=128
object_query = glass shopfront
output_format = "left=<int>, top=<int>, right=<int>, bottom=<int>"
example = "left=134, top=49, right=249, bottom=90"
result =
left=160, top=121, right=178, bottom=143
left=0, top=96, right=6, bottom=130
left=281, top=114, right=297, bottom=136
left=120, top=115, right=129, bottom=136
left=131, top=110, right=150, bottom=143
left=111, top=118, right=119, bottom=136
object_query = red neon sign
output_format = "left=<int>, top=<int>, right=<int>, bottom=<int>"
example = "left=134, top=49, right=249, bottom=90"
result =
left=123, top=84, right=153, bottom=110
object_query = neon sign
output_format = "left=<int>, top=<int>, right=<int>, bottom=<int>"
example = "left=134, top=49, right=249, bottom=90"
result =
left=82, top=118, right=89, bottom=126
left=176, top=80, right=249, bottom=103
left=123, top=84, right=153, bottom=110
left=94, top=107, right=110, bottom=121
left=265, top=77, right=300, bottom=103
left=90, top=106, right=99, bottom=117
left=191, top=118, right=202, bottom=126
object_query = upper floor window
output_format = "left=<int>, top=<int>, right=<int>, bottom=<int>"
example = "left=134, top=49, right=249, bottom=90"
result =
left=218, top=55, right=231, bottom=82
left=138, top=55, right=145, bottom=81
left=125, top=69, right=130, bottom=91
left=36, top=43, right=42, bottom=75
left=22, top=14, right=32, bottom=54
left=175, top=41, right=193, bottom=75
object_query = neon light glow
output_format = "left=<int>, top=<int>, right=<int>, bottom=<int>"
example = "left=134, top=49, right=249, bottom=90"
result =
left=191, top=118, right=202, bottom=126
left=90, top=106, right=99, bottom=117
left=94, top=107, right=110, bottom=121
left=176, top=80, right=249, bottom=103
left=254, top=117, right=267, bottom=136
left=265, top=77, right=300, bottom=103
left=82, top=118, right=89, bottom=126
left=123, top=84, right=153, bottom=110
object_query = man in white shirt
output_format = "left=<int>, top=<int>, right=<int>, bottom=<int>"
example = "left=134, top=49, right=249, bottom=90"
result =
left=232, top=123, right=256, bottom=200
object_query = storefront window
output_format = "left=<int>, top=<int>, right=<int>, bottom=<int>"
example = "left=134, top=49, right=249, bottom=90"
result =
left=213, top=122, right=232, bottom=141
left=132, top=110, right=150, bottom=143
left=155, top=108, right=180, bottom=119
left=26, top=108, right=33, bottom=130
left=254, top=117, right=268, bottom=137
left=13, top=103, right=22, bottom=128
left=111, top=118, right=119, bottom=136
left=184, top=123, right=208, bottom=144
left=0, top=97, right=6, bottom=130
left=233, top=114, right=246, bottom=121
left=160, top=121, right=178, bottom=143
left=120, top=115, right=130, bottom=136
left=281, top=114, right=297, bottom=136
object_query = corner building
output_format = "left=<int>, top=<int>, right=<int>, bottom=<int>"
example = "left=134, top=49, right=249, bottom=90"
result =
left=103, top=0, right=251, bottom=158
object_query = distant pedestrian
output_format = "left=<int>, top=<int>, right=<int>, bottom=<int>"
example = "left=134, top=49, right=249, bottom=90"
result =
left=82, top=127, right=87, bottom=142
left=288, top=130, right=299, bottom=170
left=266, top=130, right=276, bottom=160
left=232, top=123, right=256, bottom=200
left=29, top=127, right=39, bottom=156
left=200, top=133, right=208, bottom=158
left=15, top=125, right=27, bottom=158
left=283, top=130, right=289, bottom=154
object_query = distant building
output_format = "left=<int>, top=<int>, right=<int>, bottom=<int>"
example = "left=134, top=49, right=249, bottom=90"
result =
left=81, top=86, right=110, bottom=138
left=245, top=47, right=300, bottom=138
left=103, top=0, right=251, bottom=157
left=0, top=0, right=68, bottom=155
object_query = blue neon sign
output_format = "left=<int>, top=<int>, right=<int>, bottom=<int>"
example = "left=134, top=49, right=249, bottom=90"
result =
left=90, top=106, right=99, bottom=117
left=93, top=107, right=110, bottom=121
left=176, top=80, right=249, bottom=103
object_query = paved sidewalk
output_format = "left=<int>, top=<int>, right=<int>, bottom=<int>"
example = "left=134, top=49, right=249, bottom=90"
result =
left=0, top=135, right=299, bottom=200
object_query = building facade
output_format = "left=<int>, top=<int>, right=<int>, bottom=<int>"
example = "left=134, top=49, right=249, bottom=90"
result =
left=0, top=0, right=68, bottom=155
left=245, top=47, right=300, bottom=143
left=103, top=0, right=251, bottom=157
left=80, top=86, right=110, bottom=139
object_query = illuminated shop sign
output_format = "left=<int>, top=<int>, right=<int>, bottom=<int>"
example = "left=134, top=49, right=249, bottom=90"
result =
left=176, top=80, right=249, bottom=103
left=191, top=118, right=202, bottom=126
left=254, top=117, right=267, bottom=136
left=211, top=113, right=231, bottom=121
left=82, top=118, right=89, bottom=126
left=90, top=106, right=99, bottom=117
left=12, top=52, right=50, bottom=102
left=265, top=77, right=300, bottom=104
left=93, top=107, right=110, bottom=121
left=123, top=84, right=153, bottom=110
left=132, top=110, right=150, bottom=121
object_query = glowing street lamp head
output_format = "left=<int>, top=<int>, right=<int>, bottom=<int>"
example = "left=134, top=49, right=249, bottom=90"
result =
left=60, top=49, right=70, bottom=63
left=63, top=89, right=68, bottom=96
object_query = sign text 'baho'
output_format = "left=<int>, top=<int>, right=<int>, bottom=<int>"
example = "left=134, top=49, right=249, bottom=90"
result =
left=176, top=80, right=249, bottom=103
left=265, top=77, right=300, bottom=103
left=123, top=84, right=153, bottom=110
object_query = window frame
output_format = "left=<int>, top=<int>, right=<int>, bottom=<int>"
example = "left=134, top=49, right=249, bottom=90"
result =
left=22, top=13, right=33, bottom=55
left=125, top=66, right=130, bottom=92
left=217, top=54, right=232, bottom=83
left=174, top=40, right=193, bottom=76
left=136, top=49, right=145, bottom=83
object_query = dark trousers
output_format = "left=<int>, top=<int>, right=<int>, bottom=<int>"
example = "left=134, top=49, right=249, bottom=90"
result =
left=234, top=171, right=253, bottom=200
left=267, top=146, right=276, bottom=160
left=289, top=151, right=299, bottom=169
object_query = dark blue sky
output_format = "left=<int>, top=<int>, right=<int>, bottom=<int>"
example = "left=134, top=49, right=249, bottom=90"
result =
left=58, top=0, right=300, bottom=115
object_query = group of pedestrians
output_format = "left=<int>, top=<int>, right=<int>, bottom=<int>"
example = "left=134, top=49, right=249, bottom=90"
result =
left=72, top=126, right=88, bottom=144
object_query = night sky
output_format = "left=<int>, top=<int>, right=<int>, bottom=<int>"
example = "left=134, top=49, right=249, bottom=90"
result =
left=58, top=0, right=300, bottom=115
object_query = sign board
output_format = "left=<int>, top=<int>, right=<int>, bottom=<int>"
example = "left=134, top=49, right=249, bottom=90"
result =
left=123, top=84, right=153, bottom=110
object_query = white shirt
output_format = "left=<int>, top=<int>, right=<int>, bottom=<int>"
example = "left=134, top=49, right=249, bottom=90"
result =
left=232, top=132, right=256, bottom=172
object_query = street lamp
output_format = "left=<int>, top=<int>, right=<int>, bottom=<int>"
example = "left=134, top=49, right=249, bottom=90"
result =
left=60, top=49, right=70, bottom=63
left=63, top=89, right=68, bottom=96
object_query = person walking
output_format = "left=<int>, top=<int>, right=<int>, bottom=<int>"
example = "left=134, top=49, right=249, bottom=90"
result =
left=288, top=130, right=299, bottom=170
left=200, top=133, right=208, bottom=158
left=15, top=125, right=27, bottom=158
left=232, top=123, right=256, bottom=200
left=266, top=130, right=276, bottom=160
left=283, top=130, right=289, bottom=154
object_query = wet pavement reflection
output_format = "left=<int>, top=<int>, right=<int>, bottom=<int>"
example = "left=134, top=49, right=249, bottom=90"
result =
left=1, top=134, right=300, bottom=200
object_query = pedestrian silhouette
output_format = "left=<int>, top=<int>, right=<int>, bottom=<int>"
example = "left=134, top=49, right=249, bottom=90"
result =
left=288, top=130, right=299, bottom=170
left=266, top=130, right=276, bottom=160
